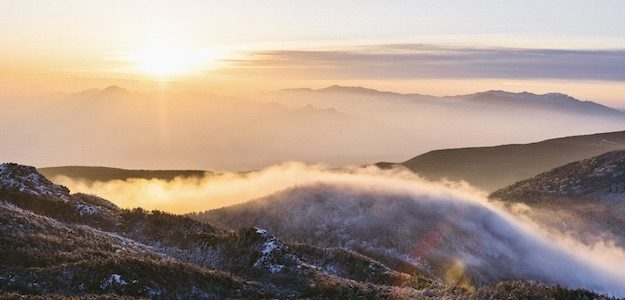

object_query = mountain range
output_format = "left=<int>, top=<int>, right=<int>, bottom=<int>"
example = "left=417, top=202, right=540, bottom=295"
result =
left=3, top=85, right=625, bottom=170
left=274, top=85, right=624, bottom=118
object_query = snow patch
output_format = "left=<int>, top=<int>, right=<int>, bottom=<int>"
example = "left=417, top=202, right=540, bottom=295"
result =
left=252, top=228, right=289, bottom=273
left=268, top=264, right=285, bottom=273
left=0, top=163, right=70, bottom=201
left=100, top=273, right=127, bottom=289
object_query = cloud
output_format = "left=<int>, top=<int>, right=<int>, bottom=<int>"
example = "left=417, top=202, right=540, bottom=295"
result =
left=227, top=44, right=625, bottom=82
left=51, top=162, right=486, bottom=214
left=52, top=162, right=625, bottom=296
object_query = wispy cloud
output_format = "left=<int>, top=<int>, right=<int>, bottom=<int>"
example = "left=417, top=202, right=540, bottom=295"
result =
left=228, top=44, right=625, bottom=82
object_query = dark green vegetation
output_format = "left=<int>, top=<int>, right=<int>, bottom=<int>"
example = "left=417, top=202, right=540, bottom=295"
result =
left=0, top=163, right=616, bottom=299
left=38, top=166, right=208, bottom=182
left=381, top=130, right=625, bottom=192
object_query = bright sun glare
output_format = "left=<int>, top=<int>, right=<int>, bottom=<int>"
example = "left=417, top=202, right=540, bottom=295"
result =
left=129, top=39, right=218, bottom=77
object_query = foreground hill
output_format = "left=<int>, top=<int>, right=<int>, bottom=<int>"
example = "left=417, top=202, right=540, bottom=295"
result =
left=194, top=181, right=625, bottom=295
left=384, top=130, right=625, bottom=192
left=0, top=163, right=433, bottom=299
left=0, top=163, right=612, bottom=299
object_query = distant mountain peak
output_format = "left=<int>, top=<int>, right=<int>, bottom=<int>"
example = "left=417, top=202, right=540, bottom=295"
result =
left=465, top=89, right=622, bottom=116
left=472, top=90, right=573, bottom=100
left=102, top=85, right=126, bottom=92
left=0, top=163, right=70, bottom=201
left=318, top=85, right=393, bottom=94
left=97, top=85, right=131, bottom=96
left=70, top=85, right=132, bottom=100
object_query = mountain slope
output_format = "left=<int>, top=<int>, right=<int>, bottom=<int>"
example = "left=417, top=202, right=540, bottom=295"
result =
left=0, top=163, right=436, bottom=299
left=194, top=182, right=625, bottom=295
left=0, top=200, right=270, bottom=299
left=390, top=130, right=625, bottom=192
left=489, top=151, right=625, bottom=246
left=490, top=150, right=625, bottom=202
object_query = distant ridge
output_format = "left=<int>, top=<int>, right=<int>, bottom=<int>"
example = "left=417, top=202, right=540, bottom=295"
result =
left=381, top=130, right=625, bottom=192
left=280, top=85, right=428, bottom=98
left=38, top=166, right=209, bottom=182
left=278, top=85, right=624, bottom=115
left=463, top=89, right=623, bottom=116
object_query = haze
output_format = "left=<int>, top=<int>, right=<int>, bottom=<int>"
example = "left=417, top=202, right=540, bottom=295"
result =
left=1, top=0, right=625, bottom=169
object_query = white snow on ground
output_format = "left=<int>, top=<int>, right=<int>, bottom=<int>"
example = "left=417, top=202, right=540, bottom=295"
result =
left=253, top=228, right=287, bottom=273
left=100, top=274, right=127, bottom=289
left=0, top=163, right=70, bottom=201
left=268, top=264, right=285, bottom=273
left=261, top=240, right=279, bottom=256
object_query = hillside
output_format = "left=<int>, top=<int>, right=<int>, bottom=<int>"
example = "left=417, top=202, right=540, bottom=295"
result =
left=489, top=151, right=625, bottom=246
left=0, top=163, right=439, bottom=298
left=390, top=130, right=625, bottom=192
left=490, top=150, right=625, bottom=201
left=193, top=181, right=625, bottom=295
left=0, top=162, right=614, bottom=299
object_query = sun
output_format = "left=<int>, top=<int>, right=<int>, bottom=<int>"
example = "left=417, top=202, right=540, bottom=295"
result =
left=128, top=39, right=210, bottom=77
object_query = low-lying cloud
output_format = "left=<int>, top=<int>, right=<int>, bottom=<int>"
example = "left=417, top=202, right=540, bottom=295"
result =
left=53, top=163, right=625, bottom=296
left=54, top=163, right=445, bottom=214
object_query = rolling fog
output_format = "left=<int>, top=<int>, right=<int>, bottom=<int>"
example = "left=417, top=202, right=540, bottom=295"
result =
left=51, top=163, right=625, bottom=296
left=2, top=86, right=625, bottom=170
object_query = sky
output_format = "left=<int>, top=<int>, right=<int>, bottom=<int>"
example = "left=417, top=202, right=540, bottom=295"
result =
left=1, top=0, right=625, bottom=105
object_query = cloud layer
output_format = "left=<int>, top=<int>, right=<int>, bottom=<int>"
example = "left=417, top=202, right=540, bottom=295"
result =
left=230, top=44, right=625, bottom=82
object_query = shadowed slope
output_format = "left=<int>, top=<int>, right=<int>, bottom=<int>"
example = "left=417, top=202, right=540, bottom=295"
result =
left=393, top=131, right=625, bottom=192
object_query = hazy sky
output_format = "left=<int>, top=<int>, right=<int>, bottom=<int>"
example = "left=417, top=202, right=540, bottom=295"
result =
left=1, top=0, right=625, bottom=104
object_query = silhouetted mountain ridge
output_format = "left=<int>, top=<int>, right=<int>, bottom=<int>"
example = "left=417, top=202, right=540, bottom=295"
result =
left=279, top=85, right=624, bottom=116
left=383, top=130, right=625, bottom=192
left=38, top=166, right=209, bottom=182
